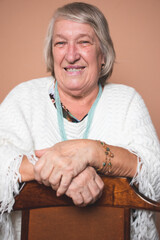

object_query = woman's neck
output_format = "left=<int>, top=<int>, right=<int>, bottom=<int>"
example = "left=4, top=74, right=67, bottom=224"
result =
left=57, top=85, right=100, bottom=120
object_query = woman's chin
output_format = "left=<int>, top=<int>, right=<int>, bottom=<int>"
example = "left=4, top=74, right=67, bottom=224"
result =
left=62, top=82, right=86, bottom=95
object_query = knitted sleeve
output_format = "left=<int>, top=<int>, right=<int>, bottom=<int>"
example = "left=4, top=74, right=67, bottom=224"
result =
left=0, top=85, right=37, bottom=216
left=124, top=90, right=160, bottom=201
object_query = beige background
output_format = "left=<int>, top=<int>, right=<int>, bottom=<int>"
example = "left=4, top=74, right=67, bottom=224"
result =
left=0, top=0, right=160, bottom=138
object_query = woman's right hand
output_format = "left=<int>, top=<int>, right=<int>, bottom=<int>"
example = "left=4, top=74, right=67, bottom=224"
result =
left=66, top=166, right=104, bottom=207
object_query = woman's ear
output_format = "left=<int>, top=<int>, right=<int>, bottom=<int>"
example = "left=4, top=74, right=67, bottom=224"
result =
left=101, top=54, right=105, bottom=66
left=101, top=63, right=105, bottom=70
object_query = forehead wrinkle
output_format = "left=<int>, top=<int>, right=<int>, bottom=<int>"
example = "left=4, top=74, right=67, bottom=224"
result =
left=53, top=32, right=95, bottom=41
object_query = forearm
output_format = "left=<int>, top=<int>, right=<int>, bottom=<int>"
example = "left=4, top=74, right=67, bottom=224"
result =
left=89, top=140, right=137, bottom=178
left=105, top=144, right=137, bottom=177
left=19, top=155, right=35, bottom=182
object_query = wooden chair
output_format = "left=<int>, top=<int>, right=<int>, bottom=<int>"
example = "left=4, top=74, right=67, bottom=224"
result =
left=13, top=176, right=160, bottom=240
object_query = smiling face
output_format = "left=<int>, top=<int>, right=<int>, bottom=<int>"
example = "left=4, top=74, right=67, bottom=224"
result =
left=52, top=19, right=104, bottom=98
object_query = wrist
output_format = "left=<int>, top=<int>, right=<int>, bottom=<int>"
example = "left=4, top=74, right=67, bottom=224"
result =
left=19, top=155, right=35, bottom=182
left=96, top=141, right=114, bottom=174
left=87, top=140, right=111, bottom=173
left=86, top=140, right=100, bottom=167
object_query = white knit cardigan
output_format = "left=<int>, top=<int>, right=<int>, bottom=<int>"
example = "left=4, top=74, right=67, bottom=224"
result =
left=0, top=76, right=160, bottom=239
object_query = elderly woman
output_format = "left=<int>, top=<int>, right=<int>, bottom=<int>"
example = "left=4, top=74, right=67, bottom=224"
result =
left=0, top=2, right=160, bottom=240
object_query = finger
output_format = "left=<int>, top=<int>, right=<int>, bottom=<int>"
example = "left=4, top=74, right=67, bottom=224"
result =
left=56, top=174, right=73, bottom=196
left=80, top=186, right=93, bottom=206
left=42, top=180, right=50, bottom=187
left=71, top=192, right=84, bottom=206
left=51, top=183, right=60, bottom=191
left=35, top=148, right=49, bottom=158
left=87, top=174, right=104, bottom=204
left=49, top=171, right=62, bottom=191
left=88, top=180, right=101, bottom=204
left=40, top=158, right=55, bottom=185
left=34, top=156, right=46, bottom=182
left=93, top=175, right=104, bottom=201
left=95, top=174, right=104, bottom=190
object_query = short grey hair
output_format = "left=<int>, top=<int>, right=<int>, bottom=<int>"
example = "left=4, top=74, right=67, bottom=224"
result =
left=44, top=2, right=116, bottom=84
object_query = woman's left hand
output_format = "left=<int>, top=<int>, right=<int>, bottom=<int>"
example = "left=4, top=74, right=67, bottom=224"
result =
left=34, top=140, right=96, bottom=197
left=66, top=166, right=104, bottom=207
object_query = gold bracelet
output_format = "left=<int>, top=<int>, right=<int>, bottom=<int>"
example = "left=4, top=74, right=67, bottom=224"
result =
left=96, top=141, right=114, bottom=174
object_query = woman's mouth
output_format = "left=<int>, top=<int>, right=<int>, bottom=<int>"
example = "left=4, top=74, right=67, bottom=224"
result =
left=64, top=66, right=85, bottom=72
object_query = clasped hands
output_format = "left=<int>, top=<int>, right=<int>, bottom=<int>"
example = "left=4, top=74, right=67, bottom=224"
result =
left=34, top=140, right=104, bottom=207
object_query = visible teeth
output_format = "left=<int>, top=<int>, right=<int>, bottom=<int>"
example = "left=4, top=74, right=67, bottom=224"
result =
left=66, top=68, right=84, bottom=72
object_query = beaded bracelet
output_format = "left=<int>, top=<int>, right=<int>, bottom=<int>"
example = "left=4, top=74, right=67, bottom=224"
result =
left=96, top=141, right=114, bottom=174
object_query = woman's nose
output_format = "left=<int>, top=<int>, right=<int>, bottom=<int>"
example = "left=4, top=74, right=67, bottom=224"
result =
left=65, top=43, right=80, bottom=63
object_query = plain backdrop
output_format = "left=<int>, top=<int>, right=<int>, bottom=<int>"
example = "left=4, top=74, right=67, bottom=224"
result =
left=1, top=0, right=160, bottom=238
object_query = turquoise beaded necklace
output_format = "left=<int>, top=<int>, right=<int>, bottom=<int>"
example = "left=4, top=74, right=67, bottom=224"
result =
left=54, top=81, right=102, bottom=141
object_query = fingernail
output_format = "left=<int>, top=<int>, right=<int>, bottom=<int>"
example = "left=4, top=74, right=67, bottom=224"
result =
left=56, top=192, right=60, bottom=197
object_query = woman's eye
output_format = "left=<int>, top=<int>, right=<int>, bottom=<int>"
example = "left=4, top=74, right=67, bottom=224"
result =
left=55, top=42, right=66, bottom=47
left=79, top=41, right=90, bottom=46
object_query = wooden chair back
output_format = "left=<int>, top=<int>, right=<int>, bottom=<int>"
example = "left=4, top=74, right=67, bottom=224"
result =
left=13, top=177, right=160, bottom=240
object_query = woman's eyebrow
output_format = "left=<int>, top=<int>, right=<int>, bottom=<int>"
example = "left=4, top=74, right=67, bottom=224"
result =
left=77, top=33, right=93, bottom=39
